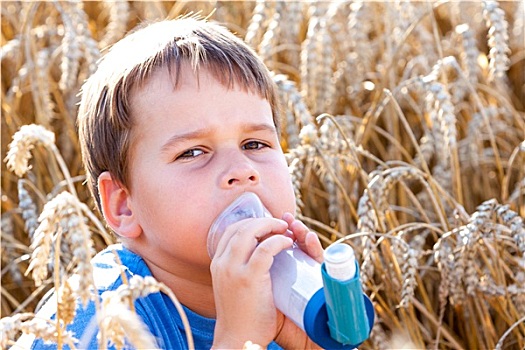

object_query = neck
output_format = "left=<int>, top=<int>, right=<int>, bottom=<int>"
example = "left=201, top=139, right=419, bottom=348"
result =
left=142, top=256, right=217, bottom=318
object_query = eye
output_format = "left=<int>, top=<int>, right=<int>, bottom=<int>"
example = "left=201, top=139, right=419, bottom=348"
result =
left=175, top=148, right=205, bottom=160
left=243, top=140, right=270, bottom=150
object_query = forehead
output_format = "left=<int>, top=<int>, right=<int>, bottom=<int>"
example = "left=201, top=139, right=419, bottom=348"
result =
left=129, top=63, right=262, bottom=109
left=129, top=64, right=272, bottom=124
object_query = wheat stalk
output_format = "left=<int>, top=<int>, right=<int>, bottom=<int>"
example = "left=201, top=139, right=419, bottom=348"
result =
left=502, top=140, right=525, bottom=201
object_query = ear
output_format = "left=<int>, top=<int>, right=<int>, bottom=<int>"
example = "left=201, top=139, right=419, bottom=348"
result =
left=98, top=171, right=142, bottom=238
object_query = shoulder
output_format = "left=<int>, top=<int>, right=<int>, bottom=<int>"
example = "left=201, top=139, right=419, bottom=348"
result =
left=90, top=243, right=151, bottom=290
left=15, top=244, right=154, bottom=350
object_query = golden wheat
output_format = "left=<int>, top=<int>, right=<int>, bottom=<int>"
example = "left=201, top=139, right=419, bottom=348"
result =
left=2, top=1, right=524, bottom=349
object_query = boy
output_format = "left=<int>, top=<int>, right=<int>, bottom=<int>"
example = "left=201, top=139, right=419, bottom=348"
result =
left=23, top=17, right=324, bottom=349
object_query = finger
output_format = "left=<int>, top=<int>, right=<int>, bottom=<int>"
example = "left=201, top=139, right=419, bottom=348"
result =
left=282, top=212, right=295, bottom=226
left=228, top=218, right=289, bottom=263
left=214, top=218, right=288, bottom=262
left=305, top=231, right=324, bottom=263
left=284, top=214, right=310, bottom=244
left=249, top=235, right=293, bottom=274
left=213, top=218, right=252, bottom=261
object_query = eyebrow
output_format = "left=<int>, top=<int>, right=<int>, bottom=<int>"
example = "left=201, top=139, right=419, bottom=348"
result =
left=160, top=122, right=277, bottom=153
left=243, top=122, right=277, bottom=135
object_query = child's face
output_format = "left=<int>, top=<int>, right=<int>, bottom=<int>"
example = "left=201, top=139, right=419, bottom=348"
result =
left=124, top=65, right=296, bottom=277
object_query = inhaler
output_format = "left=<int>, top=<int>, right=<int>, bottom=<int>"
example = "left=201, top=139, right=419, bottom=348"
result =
left=207, top=192, right=374, bottom=349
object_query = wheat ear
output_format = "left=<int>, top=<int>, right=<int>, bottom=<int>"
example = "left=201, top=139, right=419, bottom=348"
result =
left=0, top=313, right=77, bottom=349
left=244, top=0, right=273, bottom=49
left=274, top=74, right=314, bottom=149
left=99, top=0, right=129, bottom=49
left=482, top=0, right=511, bottom=83
left=99, top=275, right=194, bottom=349
left=257, top=2, right=281, bottom=66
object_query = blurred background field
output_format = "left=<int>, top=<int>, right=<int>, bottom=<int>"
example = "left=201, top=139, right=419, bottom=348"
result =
left=1, top=1, right=524, bottom=349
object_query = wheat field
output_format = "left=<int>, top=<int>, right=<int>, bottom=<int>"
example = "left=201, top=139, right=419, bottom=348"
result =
left=1, top=1, right=524, bottom=349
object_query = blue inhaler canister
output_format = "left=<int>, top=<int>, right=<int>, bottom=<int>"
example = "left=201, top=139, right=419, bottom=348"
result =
left=302, top=243, right=374, bottom=349
left=322, top=244, right=371, bottom=346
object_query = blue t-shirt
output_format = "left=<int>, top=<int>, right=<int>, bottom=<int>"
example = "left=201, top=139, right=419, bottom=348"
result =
left=19, top=244, right=283, bottom=349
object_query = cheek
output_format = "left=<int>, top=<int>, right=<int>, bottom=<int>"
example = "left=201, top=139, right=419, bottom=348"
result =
left=266, top=164, right=297, bottom=215
left=283, top=176, right=297, bottom=213
left=128, top=169, right=177, bottom=221
left=132, top=172, right=214, bottom=230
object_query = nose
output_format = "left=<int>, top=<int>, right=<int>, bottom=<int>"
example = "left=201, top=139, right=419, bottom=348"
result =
left=219, top=154, right=260, bottom=188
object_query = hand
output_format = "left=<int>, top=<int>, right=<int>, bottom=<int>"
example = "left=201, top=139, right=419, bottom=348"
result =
left=211, top=217, right=293, bottom=349
left=272, top=213, right=324, bottom=349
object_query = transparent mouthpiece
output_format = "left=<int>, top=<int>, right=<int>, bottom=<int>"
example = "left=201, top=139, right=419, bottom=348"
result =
left=207, top=192, right=271, bottom=258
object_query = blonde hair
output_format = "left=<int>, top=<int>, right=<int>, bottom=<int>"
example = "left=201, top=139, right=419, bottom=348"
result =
left=77, top=17, right=280, bottom=211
